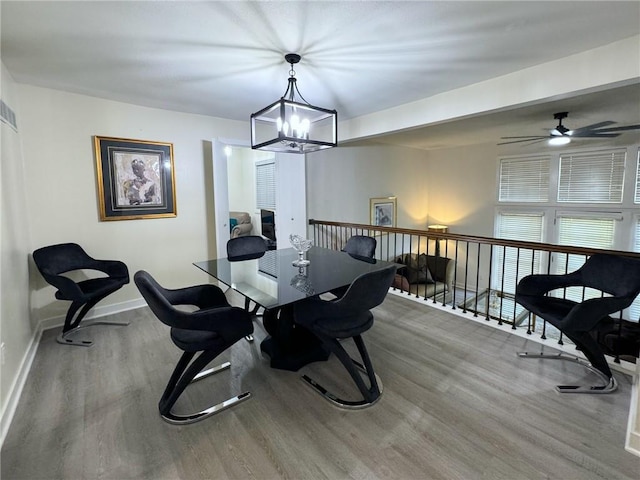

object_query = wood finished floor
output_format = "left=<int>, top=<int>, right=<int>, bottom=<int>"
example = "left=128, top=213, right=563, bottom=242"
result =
left=2, top=292, right=639, bottom=480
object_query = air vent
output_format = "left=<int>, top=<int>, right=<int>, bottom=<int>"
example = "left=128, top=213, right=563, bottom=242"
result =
left=0, top=99, right=18, bottom=131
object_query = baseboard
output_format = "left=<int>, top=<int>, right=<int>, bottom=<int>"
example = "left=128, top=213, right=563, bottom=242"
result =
left=0, top=297, right=146, bottom=448
left=37, top=297, right=147, bottom=332
left=0, top=325, right=42, bottom=447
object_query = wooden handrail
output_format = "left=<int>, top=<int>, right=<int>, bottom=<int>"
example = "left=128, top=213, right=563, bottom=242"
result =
left=308, top=219, right=640, bottom=259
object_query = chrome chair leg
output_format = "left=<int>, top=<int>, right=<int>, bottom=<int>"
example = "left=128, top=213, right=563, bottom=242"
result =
left=160, top=353, right=251, bottom=425
left=56, top=318, right=130, bottom=347
left=518, top=351, right=618, bottom=394
left=302, top=358, right=383, bottom=409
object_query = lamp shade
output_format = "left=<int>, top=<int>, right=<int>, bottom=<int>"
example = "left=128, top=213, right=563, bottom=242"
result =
left=427, top=224, right=449, bottom=234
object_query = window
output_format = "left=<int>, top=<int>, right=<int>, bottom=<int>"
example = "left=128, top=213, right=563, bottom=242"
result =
left=495, top=146, right=638, bottom=323
left=629, top=215, right=640, bottom=320
left=635, top=150, right=640, bottom=204
left=493, top=212, right=544, bottom=294
left=498, top=156, right=550, bottom=202
left=554, top=213, right=619, bottom=302
left=255, top=160, right=275, bottom=210
left=558, top=149, right=626, bottom=203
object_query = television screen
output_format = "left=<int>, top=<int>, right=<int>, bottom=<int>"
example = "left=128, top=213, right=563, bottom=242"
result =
left=260, top=209, right=276, bottom=242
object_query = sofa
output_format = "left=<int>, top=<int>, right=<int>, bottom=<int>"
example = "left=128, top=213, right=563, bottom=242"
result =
left=229, top=211, right=253, bottom=238
left=392, top=253, right=456, bottom=304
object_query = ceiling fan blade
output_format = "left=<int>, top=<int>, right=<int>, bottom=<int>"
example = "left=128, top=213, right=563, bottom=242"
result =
left=591, top=124, right=640, bottom=133
left=570, top=132, right=619, bottom=138
left=498, top=136, right=548, bottom=140
left=498, top=137, right=547, bottom=145
left=570, top=121, right=616, bottom=134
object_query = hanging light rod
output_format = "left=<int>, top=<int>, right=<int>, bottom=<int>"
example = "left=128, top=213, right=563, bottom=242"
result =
left=250, top=53, right=338, bottom=154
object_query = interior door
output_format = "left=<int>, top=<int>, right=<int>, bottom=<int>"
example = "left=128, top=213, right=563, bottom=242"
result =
left=212, top=138, right=231, bottom=259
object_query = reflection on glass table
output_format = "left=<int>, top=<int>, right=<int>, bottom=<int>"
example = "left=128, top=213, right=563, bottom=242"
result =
left=459, top=288, right=529, bottom=326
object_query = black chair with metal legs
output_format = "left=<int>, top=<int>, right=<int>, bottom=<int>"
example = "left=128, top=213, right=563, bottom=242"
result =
left=515, top=253, right=640, bottom=394
left=134, top=270, right=253, bottom=424
left=32, top=243, right=130, bottom=347
left=294, top=264, right=396, bottom=408
left=330, top=235, right=377, bottom=299
left=227, top=235, right=268, bottom=341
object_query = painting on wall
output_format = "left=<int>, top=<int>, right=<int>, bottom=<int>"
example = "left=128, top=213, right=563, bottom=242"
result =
left=94, top=136, right=177, bottom=221
left=370, top=196, right=397, bottom=227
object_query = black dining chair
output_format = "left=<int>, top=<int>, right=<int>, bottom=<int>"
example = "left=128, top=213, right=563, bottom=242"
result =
left=515, top=253, right=640, bottom=393
left=226, top=235, right=268, bottom=341
left=226, top=235, right=267, bottom=261
left=330, top=235, right=377, bottom=299
left=134, top=270, right=254, bottom=424
left=32, top=243, right=130, bottom=346
left=343, top=235, right=377, bottom=258
left=294, top=264, right=397, bottom=408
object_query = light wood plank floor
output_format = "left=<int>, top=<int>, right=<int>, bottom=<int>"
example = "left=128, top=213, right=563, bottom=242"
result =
left=2, top=292, right=639, bottom=479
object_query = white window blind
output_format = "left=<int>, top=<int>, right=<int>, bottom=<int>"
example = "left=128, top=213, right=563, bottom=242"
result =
left=558, top=149, right=626, bottom=203
left=635, top=151, right=640, bottom=204
left=629, top=216, right=640, bottom=320
left=499, top=156, right=550, bottom=202
left=255, top=160, right=276, bottom=210
left=493, top=212, right=544, bottom=294
left=554, top=214, right=617, bottom=302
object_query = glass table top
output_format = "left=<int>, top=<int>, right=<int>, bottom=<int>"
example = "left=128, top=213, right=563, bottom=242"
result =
left=194, top=246, right=398, bottom=310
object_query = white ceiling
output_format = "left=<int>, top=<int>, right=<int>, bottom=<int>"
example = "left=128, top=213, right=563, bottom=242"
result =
left=2, top=1, right=640, bottom=151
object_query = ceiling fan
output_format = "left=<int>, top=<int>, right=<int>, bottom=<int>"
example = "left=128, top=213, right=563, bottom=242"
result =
left=498, top=112, right=640, bottom=146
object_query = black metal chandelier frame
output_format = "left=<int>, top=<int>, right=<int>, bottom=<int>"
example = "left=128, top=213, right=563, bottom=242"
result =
left=250, top=53, right=338, bottom=154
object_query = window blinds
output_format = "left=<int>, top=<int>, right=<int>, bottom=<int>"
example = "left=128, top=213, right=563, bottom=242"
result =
left=493, top=212, right=544, bottom=293
left=499, top=156, right=550, bottom=202
left=630, top=216, right=640, bottom=320
left=554, top=215, right=617, bottom=302
left=255, top=160, right=276, bottom=210
left=635, top=151, right=640, bottom=204
left=558, top=149, right=626, bottom=203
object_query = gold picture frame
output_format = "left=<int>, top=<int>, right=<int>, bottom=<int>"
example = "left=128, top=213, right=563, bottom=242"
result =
left=370, top=196, right=397, bottom=227
left=94, top=136, right=177, bottom=221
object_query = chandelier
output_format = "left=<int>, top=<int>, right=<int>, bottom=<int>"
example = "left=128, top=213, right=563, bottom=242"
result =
left=250, top=53, right=337, bottom=154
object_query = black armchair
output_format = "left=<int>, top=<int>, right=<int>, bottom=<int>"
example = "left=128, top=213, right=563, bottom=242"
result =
left=32, top=243, right=130, bottom=347
left=515, top=253, right=640, bottom=394
left=134, top=270, right=253, bottom=424
left=294, top=264, right=397, bottom=408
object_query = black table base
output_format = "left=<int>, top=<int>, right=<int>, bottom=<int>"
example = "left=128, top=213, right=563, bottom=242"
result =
left=260, top=306, right=330, bottom=371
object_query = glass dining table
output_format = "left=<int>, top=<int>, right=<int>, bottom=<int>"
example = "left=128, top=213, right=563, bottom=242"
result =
left=194, top=246, right=398, bottom=371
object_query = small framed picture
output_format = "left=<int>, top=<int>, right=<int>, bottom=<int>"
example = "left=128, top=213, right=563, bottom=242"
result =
left=94, top=136, right=177, bottom=221
left=370, top=196, right=397, bottom=227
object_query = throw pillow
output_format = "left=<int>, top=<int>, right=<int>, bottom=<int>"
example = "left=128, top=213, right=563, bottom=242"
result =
left=402, top=253, right=435, bottom=284
left=392, top=274, right=411, bottom=291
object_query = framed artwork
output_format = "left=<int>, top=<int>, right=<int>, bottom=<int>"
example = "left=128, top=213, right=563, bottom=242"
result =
left=370, top=196, right=397, bottom=227
left=94, top=136, right=176, bottom=221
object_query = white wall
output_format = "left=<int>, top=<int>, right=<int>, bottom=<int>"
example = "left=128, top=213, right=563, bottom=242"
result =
left=1, top=63, right=34, bottom=442
left=16, top=85, right=249, bottom=326
left=306, top=143, right=429, bottom=229
left=425, top=142, right=498, bottom=237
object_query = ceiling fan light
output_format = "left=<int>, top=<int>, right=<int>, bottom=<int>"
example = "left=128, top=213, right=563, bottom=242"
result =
left=549, top=136, right=571, bottom=146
